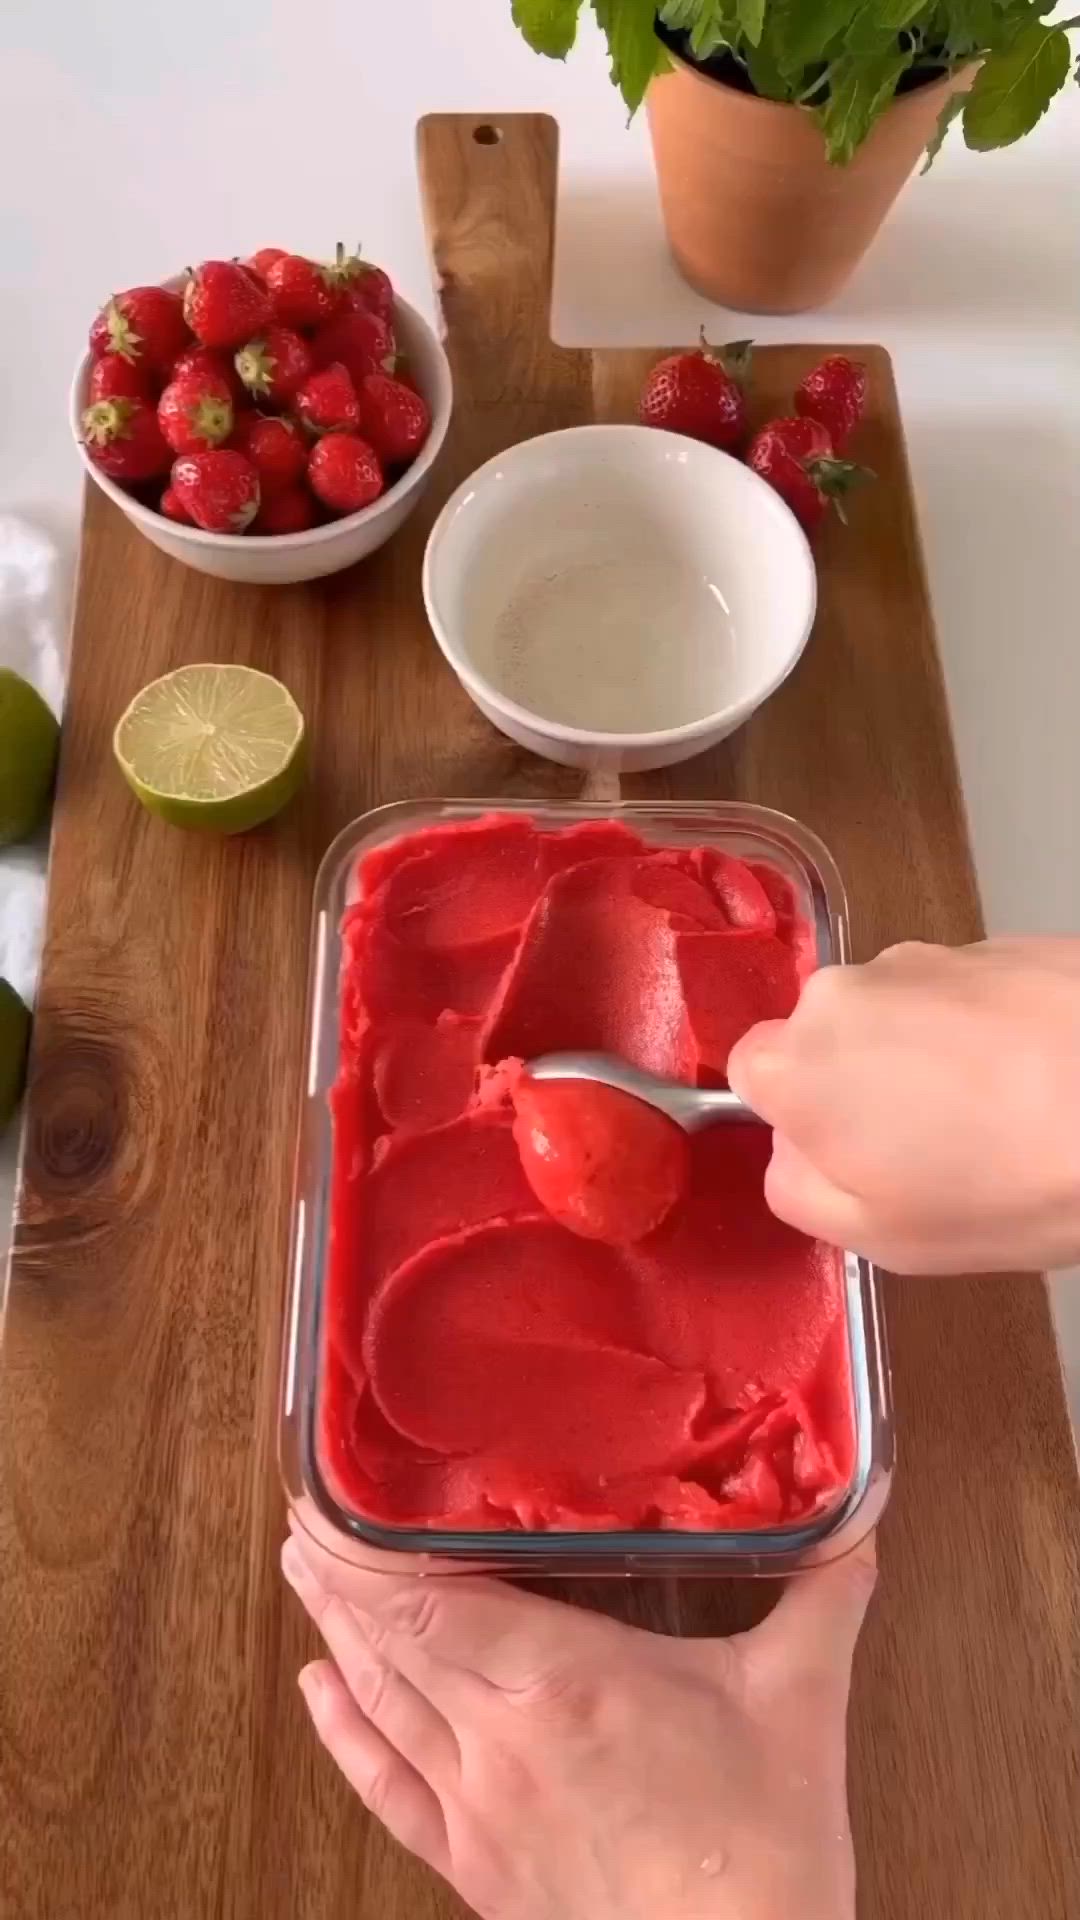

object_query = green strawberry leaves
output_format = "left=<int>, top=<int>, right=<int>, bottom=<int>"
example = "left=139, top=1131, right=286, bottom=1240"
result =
left=962, top=22, right=1071, bottom=148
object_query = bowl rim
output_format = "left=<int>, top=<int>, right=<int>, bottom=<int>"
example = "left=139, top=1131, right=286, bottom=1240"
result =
left=70, top=288, right=453, bottom=550
left=421, top=422, right=817, bottom=749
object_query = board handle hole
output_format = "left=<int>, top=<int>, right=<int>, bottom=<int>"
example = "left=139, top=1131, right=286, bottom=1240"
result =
left=473, top=124, right=502, bottom=146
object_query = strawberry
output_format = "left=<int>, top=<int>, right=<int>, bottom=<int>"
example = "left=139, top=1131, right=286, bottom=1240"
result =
left=171, top=449, right=260, bottom=533
left=171, top=345, right=245, bottom=405
left=159, top=485, right=193, bottom=525
left=89, top=286, right=191, bottom=375
left=265, top=253, right=342, bottom=329
left=311, top=306, right=394, bottom=386
left=639, top=331, right=751, bottom=452
left=795, top=355, right=868, bottom=451
left=234, top=326, right=312, bottom=407
left=247, top=247, right=288, bottom=281
left=88, top=354, right=154, bottom=404
left=230, top=412, right=307, bottom=495
left=183, top=261, right=272, bottom=350
left=252, top=485, right=316, bottom=535
left=81, top=397, right=171, bottom=482
left=157, top=367, right=234, bottom=455
left=295, top=362, right=361, bottom=436
left=746, top=416, right=868, bottom=534
left=357, top=372, right=430, bottom=467
left=308, top=434, right=383, bottom=514
left=334, top=243, right=395, bottom=324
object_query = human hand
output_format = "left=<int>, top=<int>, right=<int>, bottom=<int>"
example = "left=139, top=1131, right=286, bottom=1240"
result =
left=281, top=1523, right=875, bottom=1920
left=728, top=937, right=1080, bottom=1274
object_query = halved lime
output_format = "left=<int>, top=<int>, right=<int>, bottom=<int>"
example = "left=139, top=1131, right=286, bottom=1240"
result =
left=113, top=664, right=305, bottom=834
left=0, top=977, right=31, bottom=1131
left=0, top=669, right=59, bottom=845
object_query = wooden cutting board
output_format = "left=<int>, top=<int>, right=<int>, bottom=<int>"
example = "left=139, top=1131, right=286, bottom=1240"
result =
left=1, top=114, right=1077, bottom=1920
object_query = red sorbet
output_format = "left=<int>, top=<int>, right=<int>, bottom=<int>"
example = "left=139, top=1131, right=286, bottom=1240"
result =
left=321, top=815, right=855, bottom=1533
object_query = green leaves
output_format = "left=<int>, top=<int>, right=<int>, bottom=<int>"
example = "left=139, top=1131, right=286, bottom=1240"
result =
left=510, top=0, right=583, bottom=58
left=592, top=0, right=667, bottom=113
left=510, top=2, right=1079, bottom=157
left=962, top=22, right=1071, bottom=147
left=921, top=87, right=965, bottom=168
left=817, top=46, right=913, bottom=162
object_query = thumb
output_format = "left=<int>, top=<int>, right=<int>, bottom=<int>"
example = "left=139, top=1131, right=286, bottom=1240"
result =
left=745, top=1534, right=877, bottom=1693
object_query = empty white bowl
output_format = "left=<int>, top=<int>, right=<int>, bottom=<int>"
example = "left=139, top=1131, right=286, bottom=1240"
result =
left=70, top=278, right=452, bottom=586
left=422, top=423, right=816, bottom=772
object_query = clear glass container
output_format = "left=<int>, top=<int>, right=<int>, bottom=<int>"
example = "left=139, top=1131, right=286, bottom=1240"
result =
left=280, top=800, right=893, bottom=1577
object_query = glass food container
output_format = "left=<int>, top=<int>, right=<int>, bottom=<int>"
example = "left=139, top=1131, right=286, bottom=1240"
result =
left=279, top=800, right=893, bottom=1578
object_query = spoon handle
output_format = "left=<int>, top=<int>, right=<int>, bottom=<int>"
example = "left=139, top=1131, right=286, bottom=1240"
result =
left=680, top=1087, right=761, bottom=1132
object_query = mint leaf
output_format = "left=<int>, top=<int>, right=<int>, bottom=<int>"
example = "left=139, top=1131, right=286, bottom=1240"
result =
left=921, top=87, right=965, bottom=170
left=736, top=0, right=766, bottom=45
left=510, top=0, right=583, bottom=58
left=817, top=46, right=913, bottom=163
left=874, top=0, right=931, bottom=27
left=658, top=0, right=699, bottom=28
left=963, top=23, right=1070, bottom=149
left=779, top=0, right=861, bottom=75
left=592, top=0, right=666, bottom=114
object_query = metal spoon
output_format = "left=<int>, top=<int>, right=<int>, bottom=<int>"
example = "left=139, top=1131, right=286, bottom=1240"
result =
left=525, top=1052, right=761, bottom=1134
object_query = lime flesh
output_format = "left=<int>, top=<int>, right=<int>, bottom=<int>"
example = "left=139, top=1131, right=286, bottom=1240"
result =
left=113, top=664, right=305, bottom=834
left=0, top=978, right=31, bottom=1130
left=0, top=669, right=59, bottom=845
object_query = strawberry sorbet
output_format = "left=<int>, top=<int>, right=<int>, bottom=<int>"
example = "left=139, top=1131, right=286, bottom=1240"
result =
left=321, top=814, right=855, bottom=1532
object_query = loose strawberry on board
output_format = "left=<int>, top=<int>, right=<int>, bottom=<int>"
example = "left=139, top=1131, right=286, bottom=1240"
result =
left=247, top=247, right=288, bottom=281
left=311, top=306, right=394, bottom=386
left=157, top=368, right=234, bottom=455
left=308, top=433, right=383, bottom=514
left=171, top=345, right=245, bottom=405
left=234, top=327, right=313, bottom=407
left=265, top=253, right=342, bottom=329
left=746, top=416, right=869, bottom=535
left=81, top=397, right=172, bottom=482
left=171, top=449, right=260, bottom=533
left=88, top=355, right=154, bottom=405
left=357, top=372, right=430, bottom=467
left=231, top=413, right=307, bottom=495
left=295, top=362, right=361, bottom=436
left=89, top=286, right=191, bottom=375
left=252, top=485, right=316, bottom=535
left=159, top=485, right=193, bottom=525
left=639, top=330, right=751, bottom=452
left=183, top=261, right=272, bottom=351
left=795, top=355, right=868, bottom=451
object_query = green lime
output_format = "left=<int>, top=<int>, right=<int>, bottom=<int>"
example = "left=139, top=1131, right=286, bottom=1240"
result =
left=113, top=664, right=306, bottom=834
left=0, top=669, right=59, bottom=845
left=0, top=978, right=31, bottom=1131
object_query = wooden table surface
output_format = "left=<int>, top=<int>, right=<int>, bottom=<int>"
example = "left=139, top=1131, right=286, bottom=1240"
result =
left=1, top=114, right=1077, bottom=1920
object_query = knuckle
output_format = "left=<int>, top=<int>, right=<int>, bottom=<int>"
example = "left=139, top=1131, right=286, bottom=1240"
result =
left=384, top=1581, right=443, bottom=1645
left=362, top=1763, right=397, bottom=1823
left=515, top=1662, right=598, bottom=1728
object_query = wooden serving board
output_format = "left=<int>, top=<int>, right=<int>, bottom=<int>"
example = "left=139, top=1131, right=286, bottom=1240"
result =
left=1, top=114, right=1077, bottom=1920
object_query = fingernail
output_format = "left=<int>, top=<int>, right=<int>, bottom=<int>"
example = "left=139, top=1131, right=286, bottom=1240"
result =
left=281, top=1536, right=319, bottom=1598
left=298, top=1663, right=326, bottom=1711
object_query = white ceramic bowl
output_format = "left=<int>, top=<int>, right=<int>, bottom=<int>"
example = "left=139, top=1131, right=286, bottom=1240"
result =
left=423, top=423, right=816, bottom=772
left=70, top=279, right=452, bottom=586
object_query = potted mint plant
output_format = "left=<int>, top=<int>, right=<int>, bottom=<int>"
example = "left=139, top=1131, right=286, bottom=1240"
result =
left=511, top=2, right=1079, bottom=311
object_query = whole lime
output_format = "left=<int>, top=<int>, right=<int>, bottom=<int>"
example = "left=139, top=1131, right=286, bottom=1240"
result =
left=0, top=670, right=60, bottom=845
left=0, top=978, right=31, bottom=1130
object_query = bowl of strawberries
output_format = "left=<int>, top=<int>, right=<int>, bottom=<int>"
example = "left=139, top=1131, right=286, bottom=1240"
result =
left=69, top=245, right=452, bottom=585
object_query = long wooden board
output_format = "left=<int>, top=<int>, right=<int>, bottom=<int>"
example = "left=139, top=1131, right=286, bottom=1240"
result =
left=1, top=113, right=1077, bottom=1920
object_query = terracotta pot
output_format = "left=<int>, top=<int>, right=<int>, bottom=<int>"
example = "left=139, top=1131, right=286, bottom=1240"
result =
left=646, top=56, right=972, bottom=313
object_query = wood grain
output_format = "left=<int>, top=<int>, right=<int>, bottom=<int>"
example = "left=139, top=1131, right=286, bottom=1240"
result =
left=0, top=112, right=1077, bottom=1920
